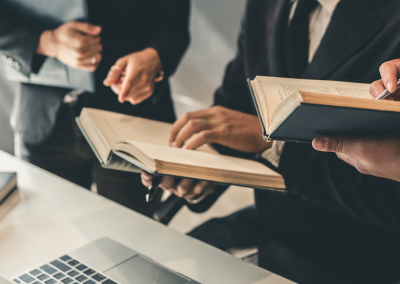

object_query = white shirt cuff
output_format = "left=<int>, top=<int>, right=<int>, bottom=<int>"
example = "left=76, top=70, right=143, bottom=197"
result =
left=261, top=141, right=286, bottom=168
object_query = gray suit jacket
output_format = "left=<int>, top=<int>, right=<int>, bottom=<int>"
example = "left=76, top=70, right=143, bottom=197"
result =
left=0, top=2, right=66, bottom=145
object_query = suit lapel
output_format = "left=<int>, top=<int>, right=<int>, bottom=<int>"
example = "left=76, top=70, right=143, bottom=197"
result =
left=302, top=0, right=382, bottom=80
left=264, top=0, right=292, bottom=77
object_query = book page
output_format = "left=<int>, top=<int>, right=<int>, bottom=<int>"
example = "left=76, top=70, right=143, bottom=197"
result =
left=128, top=141, right=281, bottom=177
left=83, top=108, right=217, bottom=155
left=255, top=76, right=372, bottom=124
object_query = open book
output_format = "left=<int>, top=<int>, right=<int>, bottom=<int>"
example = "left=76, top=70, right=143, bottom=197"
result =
left=76, top=108, right=286, bottom=192
left=248, top=76, right=400, bottom=143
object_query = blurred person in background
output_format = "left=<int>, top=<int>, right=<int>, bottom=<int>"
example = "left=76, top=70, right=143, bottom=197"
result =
left=313, top=59, right=400, bottom=182
left=143, top=0, right=400, bottom=283
left=0, top=0, right=190, bottom=217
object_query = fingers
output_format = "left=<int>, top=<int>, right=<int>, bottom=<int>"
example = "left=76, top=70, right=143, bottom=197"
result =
left=118, top=64, right=153, bottom=103
left=312, top=136, right=346, bottom=153
left=169, top=109, right=213, bottom=143
left=69, top=21, right=102, bottom=36
left=107, top=49, right=162, bottom=105
left=158, top=176, right=183, bottom=197
left=110, top=83, right=121, bottom=95
left=69, top=36, right=101, bottom=57
left=77, top=52, right=102, bottom=66
left=369, top=80, right=386, bottom=98
left=104, top=58, right=128, bottom=86
left=173, top=118, right=209, bottom=148
left=125, top=90, right=153, bottom=105
left=188, top=181, right=210, bottom=200
left=175, top=179, right=195, bottom=198
left=118, top=69, right=155, bottom=105
left=118, top=64, right=141, bottom=102
left=183, top=130, right=219, bottom=150
left=141, top=171, right=209, bottom=200
left=379, top=59, right=400, bottom=93
left=71, top=53, right=101, bottom=72
left=313, top=136, right=363, bottom=162
left=159, top=176, right=177, bottom=191
left=123, top=80, right=155, bottom=105
left=141, top=173, right=176, bottom=195
left=141, top=172, right=154, bottom=187
left=73, top=38, right=102, bottom=57
left=312, top=137, right=330, bottom=151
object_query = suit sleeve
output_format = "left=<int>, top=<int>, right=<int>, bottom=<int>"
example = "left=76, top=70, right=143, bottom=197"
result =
left=278, top=142, right=400, bottom=232
left=0, top=3, right=45, bottom=77
left=186, top=7, right=256, bottom=213
left=146, top=0, right=190, bottom=79
left=213, top=15, right=255, bottom=115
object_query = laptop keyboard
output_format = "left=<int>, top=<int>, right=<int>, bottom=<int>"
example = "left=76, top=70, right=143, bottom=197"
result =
left=13, top=256, right=118, bottom=284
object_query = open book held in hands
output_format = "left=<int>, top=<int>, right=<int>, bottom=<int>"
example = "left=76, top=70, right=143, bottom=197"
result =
left=248, top=76, right=400, bottom=143
left=76, top=108, right=286, bottom=192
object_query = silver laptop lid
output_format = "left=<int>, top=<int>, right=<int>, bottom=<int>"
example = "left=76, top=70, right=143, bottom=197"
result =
left=13, top=238, right=200, bottom=284
left=69, top=238, right=200, bottom=284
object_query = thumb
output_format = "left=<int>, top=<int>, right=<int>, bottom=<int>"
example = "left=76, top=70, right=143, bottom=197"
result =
left=312, top=136, right=345, bottom=153
left=104, top=59, right=127, bottom=86
left=70, top=21, right=101, bottom=35
left=141, top=171, right=154, bottom=182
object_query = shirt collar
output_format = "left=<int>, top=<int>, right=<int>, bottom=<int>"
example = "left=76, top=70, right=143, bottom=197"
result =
left=291, top=0, right=340, bottom=15
left=318, top=0, right=340, bottom=15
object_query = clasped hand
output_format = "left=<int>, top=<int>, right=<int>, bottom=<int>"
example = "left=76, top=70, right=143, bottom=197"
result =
left=36, top=21, right=102, bottom=72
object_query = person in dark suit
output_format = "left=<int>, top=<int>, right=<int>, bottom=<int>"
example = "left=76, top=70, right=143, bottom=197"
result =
left=0, top=0, right=190, bottom=216
left=143, top=0, right=400, bottom=282
left=313, top=59, right=400, bottom=182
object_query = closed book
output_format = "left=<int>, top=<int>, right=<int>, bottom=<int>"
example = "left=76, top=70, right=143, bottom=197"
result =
left=248, top=76, right=400, bottom=143
left=0, top=172, right=17, bottom=205
left=0, top=172, right=19, bottom=221
left=76, top=108, right=286, bottom=192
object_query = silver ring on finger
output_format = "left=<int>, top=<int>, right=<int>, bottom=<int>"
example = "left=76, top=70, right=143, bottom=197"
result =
left=91, top=57, right=97, bottom=65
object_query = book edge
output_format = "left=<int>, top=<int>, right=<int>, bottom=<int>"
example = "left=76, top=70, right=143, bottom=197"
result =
left=247, top=78, right=269, bottom=140
left=154, top=159, right=286, bottom=190
left=299, top=91, right=400, bottom=112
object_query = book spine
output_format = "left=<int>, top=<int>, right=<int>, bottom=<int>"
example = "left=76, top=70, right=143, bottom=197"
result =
left=247, top=79, right=270, bottom=142
left=75, top=117, right=104, bottom=164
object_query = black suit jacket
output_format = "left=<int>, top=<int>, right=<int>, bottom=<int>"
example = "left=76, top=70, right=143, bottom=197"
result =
left=0, top=0, right=190, bottom=144
left=191, top=0, right=400, bottom=283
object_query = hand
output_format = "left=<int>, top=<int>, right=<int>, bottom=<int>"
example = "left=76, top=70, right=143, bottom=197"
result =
left=312, top=136, right=400, bottom=182
left=169, top=106, right=272, bottom=153
left=141, top=172, right=214, bottom=203
left=369, top=59, right=400, bottom=100
left=36, top=21, right=102, bottom=72
left=103, top=48, right=162, bottom=105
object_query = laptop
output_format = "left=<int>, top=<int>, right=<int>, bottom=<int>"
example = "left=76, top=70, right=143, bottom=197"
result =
left=1, top=275, right=15, bottom=284
left=10, top=238, right=200, bottom=284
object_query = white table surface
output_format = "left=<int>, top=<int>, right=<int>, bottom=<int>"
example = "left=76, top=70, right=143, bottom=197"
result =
left=0, top=151, right=293, bottom=284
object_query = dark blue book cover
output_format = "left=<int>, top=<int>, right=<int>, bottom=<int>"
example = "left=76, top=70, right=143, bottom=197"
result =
left=0, top=172, right=17, bottom=205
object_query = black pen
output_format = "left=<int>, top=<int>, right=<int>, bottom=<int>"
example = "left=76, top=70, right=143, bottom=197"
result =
left=146, top=175, right=162, bottom=202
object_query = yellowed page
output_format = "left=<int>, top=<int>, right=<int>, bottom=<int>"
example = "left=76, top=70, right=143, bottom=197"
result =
left=255, top=76, right=372, bottom=125
left=128, top=141, right=281, bottom=177
left=252, top=80, right=269, bottom=130
left=83, top=108, right=216, bottom=155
